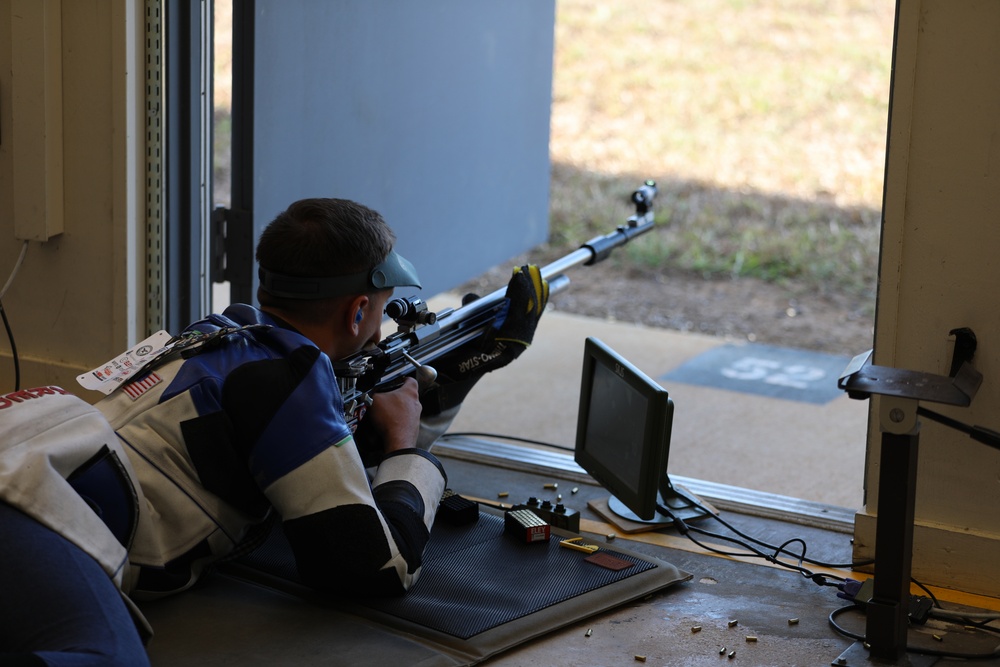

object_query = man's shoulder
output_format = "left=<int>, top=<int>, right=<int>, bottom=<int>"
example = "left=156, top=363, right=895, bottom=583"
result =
left=188, top=304, right=316, bottom=356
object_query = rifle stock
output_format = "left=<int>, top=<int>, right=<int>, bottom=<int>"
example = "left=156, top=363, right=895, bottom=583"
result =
left=335, top=180, right=658, bottom=429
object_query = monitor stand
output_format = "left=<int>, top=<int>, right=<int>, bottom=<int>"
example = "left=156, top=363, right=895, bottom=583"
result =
left=608, top=475, right=712, bottom=526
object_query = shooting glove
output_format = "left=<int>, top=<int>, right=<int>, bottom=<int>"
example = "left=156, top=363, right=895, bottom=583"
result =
left=421, top=264, right=549, bottom=417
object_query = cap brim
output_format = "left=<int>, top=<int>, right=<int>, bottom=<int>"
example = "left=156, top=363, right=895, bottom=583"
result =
left=371, top=251, right=421, bottom=290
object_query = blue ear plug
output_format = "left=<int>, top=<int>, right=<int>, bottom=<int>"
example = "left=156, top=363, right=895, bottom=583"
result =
left=355, top=310, right=363, bottom=324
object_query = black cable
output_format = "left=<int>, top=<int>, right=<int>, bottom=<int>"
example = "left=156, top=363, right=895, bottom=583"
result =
left=962, top=618, right=1000, bottom=637
left=911, top=577, right=940, bottom=608
left=917, top=406, right=1000, bottom=451
left=673, top=504, right=1000, bottom=660
left=0, top=299, right=19, bottom=391
left=0, top=241, right=27, bottom=391
left=829, top=604, right=1000, bottom=660
left=660, top=479, right=705, bottom=513
left=662, top=482, right=874, bottom=571
left=444, top=428, right=870, bottom=572
left=706, top=508, right=874, bottom=570
left=828, top=605, right=865, bottom=641
left=658, top=502, right=846, bottom=586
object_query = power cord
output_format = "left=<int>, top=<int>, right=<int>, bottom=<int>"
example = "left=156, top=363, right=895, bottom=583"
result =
left=1, top=241, right=29, bottom=390
left=703, top=504, right=873, bottom=570
left=662, top=496, right=1000, bottom=660
left=441, top=430, right=866, bottom=577
left=656, top=500, right=849, bottom=588
left=828, top=604, right=1000, bottom=660
left=0, top=241, right=28, bottom=301
left=0, top=302, right=18, bottom=390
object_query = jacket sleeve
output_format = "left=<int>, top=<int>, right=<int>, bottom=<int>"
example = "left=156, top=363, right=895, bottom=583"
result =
left=264, top=436, right=447, bottom=596
left=218, top=338, right=447, bottom=596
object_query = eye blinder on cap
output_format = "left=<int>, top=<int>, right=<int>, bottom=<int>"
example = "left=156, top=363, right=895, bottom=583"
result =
left=258, top=250, right=421, bottom=300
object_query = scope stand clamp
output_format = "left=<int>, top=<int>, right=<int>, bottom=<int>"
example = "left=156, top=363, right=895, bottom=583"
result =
left=833, top=333, right=982, bottom=667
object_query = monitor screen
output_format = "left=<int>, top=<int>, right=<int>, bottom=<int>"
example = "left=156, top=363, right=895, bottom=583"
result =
left=574, top=337, right=707, bottom=525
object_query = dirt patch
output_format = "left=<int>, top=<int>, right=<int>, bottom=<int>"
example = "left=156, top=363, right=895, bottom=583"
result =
left=460, top=261, right=875, bottom=358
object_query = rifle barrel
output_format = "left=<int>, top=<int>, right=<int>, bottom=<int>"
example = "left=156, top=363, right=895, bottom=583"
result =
left=438, top=248, right=591, bottom=329
left=439, top=214, right=654, bottom=330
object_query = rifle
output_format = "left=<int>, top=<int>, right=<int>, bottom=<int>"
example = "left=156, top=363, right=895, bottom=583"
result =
left=335, top=180, right=659, bottom=430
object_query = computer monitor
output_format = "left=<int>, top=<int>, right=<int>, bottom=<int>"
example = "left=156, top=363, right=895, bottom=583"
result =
left=574, top=337, right=707, bottom=525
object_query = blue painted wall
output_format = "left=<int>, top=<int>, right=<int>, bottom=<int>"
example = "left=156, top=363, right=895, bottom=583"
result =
left=251, top=1, right=555, bottom=300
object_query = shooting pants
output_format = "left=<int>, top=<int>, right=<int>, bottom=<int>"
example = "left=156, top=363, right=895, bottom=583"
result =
left=0, top=502, right=149, bottom=667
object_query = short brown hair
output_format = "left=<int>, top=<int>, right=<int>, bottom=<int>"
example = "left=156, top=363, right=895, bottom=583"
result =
left=255, top=198, right=396, bottom=319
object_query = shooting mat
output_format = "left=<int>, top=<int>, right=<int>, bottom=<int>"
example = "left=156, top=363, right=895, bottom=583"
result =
left=140, top=508, right=690, bottom=666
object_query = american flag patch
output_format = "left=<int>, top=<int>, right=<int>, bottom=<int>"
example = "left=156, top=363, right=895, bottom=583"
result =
left=123, top=372, right=162, bottom=400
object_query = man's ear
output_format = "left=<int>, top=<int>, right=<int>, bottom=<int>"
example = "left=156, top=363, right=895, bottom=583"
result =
left=346, top=294, right=370, bottom=335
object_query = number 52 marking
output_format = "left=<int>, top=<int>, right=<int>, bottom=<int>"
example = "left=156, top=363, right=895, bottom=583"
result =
left=720, top=357, right=826, bottom=390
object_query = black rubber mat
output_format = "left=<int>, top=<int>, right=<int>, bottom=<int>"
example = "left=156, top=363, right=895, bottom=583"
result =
left=237, top=511, right=657, bottom=640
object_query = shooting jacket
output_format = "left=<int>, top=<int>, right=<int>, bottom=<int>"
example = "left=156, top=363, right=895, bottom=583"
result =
left=0, top=304, right=447, bottom=607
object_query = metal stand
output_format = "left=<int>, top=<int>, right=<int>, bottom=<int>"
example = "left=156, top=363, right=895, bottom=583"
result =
left=833, top=330, right=983, bottom=666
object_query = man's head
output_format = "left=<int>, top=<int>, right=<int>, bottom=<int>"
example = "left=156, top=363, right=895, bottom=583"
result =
left=255, top=198, right=420, bottom=358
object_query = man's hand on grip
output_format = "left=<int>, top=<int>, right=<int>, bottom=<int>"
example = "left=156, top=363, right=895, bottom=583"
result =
left=354, top=377, right=421, bottom=466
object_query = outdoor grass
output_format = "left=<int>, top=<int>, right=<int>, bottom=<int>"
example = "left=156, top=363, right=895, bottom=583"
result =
left=546, top=0, right=896, bottom=302
left=213, top=0, right=895, bottom=303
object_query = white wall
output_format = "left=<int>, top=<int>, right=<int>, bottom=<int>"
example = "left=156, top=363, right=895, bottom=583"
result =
left=0, top=0, right=144, bottom=397
left=856, top=0, right=1000, bottom=597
